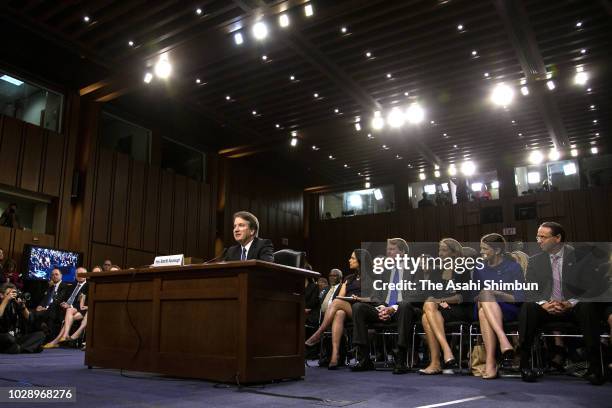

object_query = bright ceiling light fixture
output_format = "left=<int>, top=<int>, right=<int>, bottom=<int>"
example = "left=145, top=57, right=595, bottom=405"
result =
left=154, top=54, right=172, bottom=78
left=546, top=80, right=555, bottom=90
left=574, top=71, right=589, bottom=85
left=520, top=86, right=529, bottom=96
left=371, top=111, right=385, bottom=130
left=373, top=189, right=383, bottom=200
left=591, top=146, right=598, bottom=154
left=387, top=107, right=405, bottom=128
left=279, top=14, right=289, bottom=27
left=252, top=22, right=268, bottom=40
left=290, top=138, right=298, bottom=147
left=364, top=182, right=371, bottom=189
left=434, top=170, right=441, bottom=178
left=304, top=3, right=313, bottom=17
left=355, top=123, right=362, bottom=131
left=448, top=164, right=457, bottom=176
left=548, top=149, right=561, bottom=161
left=460, top=161, right=476, bottom=176
left=405, top=103, right=425, bottom=124
left=0, top=75, right=23, bottom=86
left=143, top=72, right=153, bottom=84
left=571, top=148, right=578, bottom=157
left=234, top=32, right=244, bottom=45
left=490, top=83, right=514, bottom=106
left=419, top=172, right=426, bottom=181
left=528, top=150, right=544, bottom=164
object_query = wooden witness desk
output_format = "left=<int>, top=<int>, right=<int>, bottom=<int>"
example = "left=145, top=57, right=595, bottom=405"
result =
left=82, top=261, right=319, bottom=383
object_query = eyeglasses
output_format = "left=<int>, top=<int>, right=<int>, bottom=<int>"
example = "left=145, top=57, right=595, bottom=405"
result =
left=536, top=235, right=555, bottom=241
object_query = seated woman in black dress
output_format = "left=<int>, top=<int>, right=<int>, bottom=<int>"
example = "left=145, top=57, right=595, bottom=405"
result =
left=419, top=238, right=472, bottom=374
left=305, top=249, right=372, bottom=369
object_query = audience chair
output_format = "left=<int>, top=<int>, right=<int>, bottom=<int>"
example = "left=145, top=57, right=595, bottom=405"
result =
left=411, top=321, right=469, bottom=372
left=273, top=249, right=306, bottom=268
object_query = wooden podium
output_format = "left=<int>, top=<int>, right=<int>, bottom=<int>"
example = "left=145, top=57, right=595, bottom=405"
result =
left=83, top=261, right=319, bottom=383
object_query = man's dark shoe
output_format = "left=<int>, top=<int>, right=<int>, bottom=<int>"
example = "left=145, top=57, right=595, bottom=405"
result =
left=393, top=350, right=409, bottom=374
left=585, top=372, right=605, bottom=386
left=521, top=368, right=537, bottom=383
left=350, top=359, right=374, bottom=372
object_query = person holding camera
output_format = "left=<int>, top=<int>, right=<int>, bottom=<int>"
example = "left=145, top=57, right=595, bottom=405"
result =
left=0, top=283, right=45, bottom=353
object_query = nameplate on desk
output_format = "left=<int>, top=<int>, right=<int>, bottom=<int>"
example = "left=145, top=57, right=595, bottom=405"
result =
left=152, top=254, right=184, bottom=267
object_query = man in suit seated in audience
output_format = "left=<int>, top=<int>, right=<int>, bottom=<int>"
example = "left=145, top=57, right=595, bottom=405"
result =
left=519, top=222, right=607, bottom=385
left=351, top=238, right=419, bottom=374
left=318, top=269, right=343, bottom=366
left=224, top=211, right=274, bottom=262
left=30, top=268, right=73, bottom=341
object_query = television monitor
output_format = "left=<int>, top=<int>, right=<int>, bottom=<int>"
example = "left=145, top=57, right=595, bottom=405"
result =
left=22, top=244, right=83, bottom=282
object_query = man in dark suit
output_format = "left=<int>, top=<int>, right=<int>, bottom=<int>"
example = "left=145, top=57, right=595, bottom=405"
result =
left=30, top=268, right=73, bottom=340
left=224, top=211, right=274, bottom=262
left=351, top=238, right=419, bottom=374
left=519, top=222, right=606, bottom=385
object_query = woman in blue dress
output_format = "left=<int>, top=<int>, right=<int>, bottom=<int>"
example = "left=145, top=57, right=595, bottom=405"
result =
left=476, top=233, right=525, bottom=379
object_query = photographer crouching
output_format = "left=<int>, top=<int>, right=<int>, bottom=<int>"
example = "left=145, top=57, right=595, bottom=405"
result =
left=0, top=283, right=45, bottom=353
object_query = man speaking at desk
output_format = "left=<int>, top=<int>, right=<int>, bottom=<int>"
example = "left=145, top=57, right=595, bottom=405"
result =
left=224, top=211, right=274, bottom=262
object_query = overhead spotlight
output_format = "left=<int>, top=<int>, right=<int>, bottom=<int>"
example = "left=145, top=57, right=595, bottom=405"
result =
left=365, top=51, right=372, bottom=58
left=304, top=3, right=314, bottom=17
left=196, top=8, right=202, bottom=15
left=457, top=24, right=464, bottom=31
left=387, top=107, right=405, bottom=128
left=591, top=146, right=598, bottom=154
left=252, top=110, right=257, bottom=115
left=371, top=111, right=384, bottom=130
left=344, top=164, right=348, bottom=168
left=290, top=75, right=295, bottom=81
left=546, top=72, right=553, bottom=80
left=367, top=133, right=374, bottom=139
left=491, top=180, right=500, bottom=189
left=355, top=123, right=362, bottom=131
left=471, top=50, right=478, bottom=56
left=404, top=92, right=409, bottom=96
left=291, top=131, right=297, bottom=137
left=546, top=80, right=555, bottom=90
left=419, top=172, right=426, bottom=181
left=290, top=138, right=298, bottom=147
left=312, top=145, right=318, bottom=150
left=434, top=170, right=441, bottom=178
left=328, top=155, right=334, bottom=160
left=143, top=72, right=153, bottom=84
left=405, top=103, right=425, bottom=124
left=128, top=40, right=134, bottom=47
left=234, top=32, right=243, bottom=45
left=587, top=87, right=592, bottom=92
left=528, top=150, right=544, bottom=164
left=374, top=189, right=383, bottom=200
left=580, top=49, right=586, bottom=54
left=593, top=119, right=598, bottom=124
left=483, top=72, right=489, bottom=78
left=154, top=54, right=172, bottom=78
left=196, top=78, right=201, bottom=84
left=341, top=26, right=347, bottom=33
left=571, top=148, right=578, bottom=157
left=365, top=182, right=371, bottom=188
left=334, top=108, right=340, bottom=113
left=225, top=95, right=231, bottom=100
left=313, top=92, right=319, bottom=98
left=576, top=21, right=582, bottom=28
left=520, top=86, right=529, bottom=96
left=83, top=16, right=90, bottom=23
left=261, top=55, right=268, bottom=61
left=490, top=83, right=514, bottom=106
left=279, top=14, right=289, bottom=27
left=574, top=71, right=589, bottom=85
left=252, top=22, right=268, bottom=40
left=590, top=104, right=595, bottom=110
left=386, top=73, right=392, bottom=78
left=460, top=161, right=476, bottom=176
left=448, top=164, right=457, bottom=176
left=275, top=124, right=280, bottom=128
left=548, top=149, right=561, bottom=161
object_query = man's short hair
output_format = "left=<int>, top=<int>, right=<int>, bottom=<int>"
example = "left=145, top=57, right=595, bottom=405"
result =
left=387, top=238, right=409, bottom=254
left=1, top=282, right=16, bottom=293
left=329, top=268, right=343, bottom=279
left=233, top=211, right=260, bottom=236
left=540, top=221, right=566, bottom=242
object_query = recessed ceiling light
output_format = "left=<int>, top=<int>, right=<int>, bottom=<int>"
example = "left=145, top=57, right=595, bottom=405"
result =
left=404, top=92, right=409, bottom=96
left=261, top=55, right=267, bottom=61
left=304, top=3, right=314, bottom=17
left=386, top=73, right=392, bottom=78
left=290, top=75, right=295, bottom=81
left=290, top=138, right=298, bottom=147
left=252, top=110, right=257, bottom=115
left=355, top=123, right=362, bottom=131
left=344, top=164, right=349, bottom=168
left=590, top=104, right=595, bottom=110
left=520, top=86, right=529, bottom=96
left=574, top=71, right=589, bottom=85
left=365, top=182, right=371, bottom=188
left=252, top=22, right=268, bottom=40
left=484, top=72, right=489, bottom=78
left=196, top=8, right=202, bottom=15
left=291, top=131, right=297, bottom=137
left=367, top=133, right=374, bottom=139
left=591, top=146, right=598, bottom=154
left=576, top=21, right=582, bottom=28
left=143, top=72, right=153, bottom=84
left=341, top=26, right=347, bottom=33
left=419, top=173, right=426, bottom=180
left=546, top=80, right=555, bottom=90
left=334, top=108, right=339, bottom=113
left=365, top=51, right=371, bottom=58
left=128, top=40, right=134, bottom=47
left=443, top=133, right=447, bottom=137
left=457, top=24, right=464, bottom=31
left=234, top=32, right=243, bottom=45
left=328, top=155, right=334, bottom=160
left=154, top=54, right=171, bottom=78
left=471, top=50, right=477, bottom=56
left=593, top=119, right=598, bottom=124
left=275, top=124, right=280, bottom=128
left=580, top=49, right=586, bottom=54
left=587, top=87, right=592, bottom=92
left=279, top=14, right=289, bottom=27
left=313, top=92, right=319, bottom=98
left=196, top=78, right=201, bottom=84
left=430, top=120, right=435, bottom=124
left=453, top=144, right=458, bottom=148
left=83, top=16, right=90, bottom=23
left=312, top=145, right=319, bottom=150
left=225, top=95, right=231, bottom=100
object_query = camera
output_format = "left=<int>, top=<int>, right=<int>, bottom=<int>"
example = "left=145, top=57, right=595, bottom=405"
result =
left=15, top=290, right=31, bottom=302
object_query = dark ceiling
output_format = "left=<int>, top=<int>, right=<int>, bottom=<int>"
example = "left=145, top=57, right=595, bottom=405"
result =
left=2, top=0, right=610, bottom=190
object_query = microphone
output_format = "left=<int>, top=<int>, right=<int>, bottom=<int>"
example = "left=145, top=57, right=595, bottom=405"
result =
left=203, top=248, right=228, bottom=264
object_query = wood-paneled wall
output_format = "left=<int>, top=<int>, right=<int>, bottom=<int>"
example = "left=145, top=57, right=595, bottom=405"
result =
left=307, top=186, right=612, bottom=275
left=86, top=147, right=215, bottom=268
left=0, top=115, right=66, bottom=198
left=223, top=160, right=304, bottom=252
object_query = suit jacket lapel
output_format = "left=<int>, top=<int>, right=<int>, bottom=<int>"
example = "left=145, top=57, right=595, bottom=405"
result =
left=246, top=238, right=258, bottom=260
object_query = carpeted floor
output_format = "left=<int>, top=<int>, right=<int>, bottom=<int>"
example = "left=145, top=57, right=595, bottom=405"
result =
left=0, top=350, right=609, bottom=408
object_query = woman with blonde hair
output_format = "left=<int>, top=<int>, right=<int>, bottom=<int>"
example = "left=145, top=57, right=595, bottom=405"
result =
left=510, top=250, right=529, bottom=275
left=419, top=238, right=472, bottom=374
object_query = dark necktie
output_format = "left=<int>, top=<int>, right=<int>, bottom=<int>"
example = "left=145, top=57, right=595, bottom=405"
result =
left=388, top=269, right=399, bottom=306
left=43, top=285, right=57, bottom=307
left=241, top=247, right=247, bottom=261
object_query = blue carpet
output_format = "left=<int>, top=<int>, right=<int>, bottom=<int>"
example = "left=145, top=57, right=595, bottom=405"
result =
left=0, top=350, right=609, bottom=407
